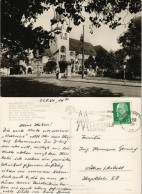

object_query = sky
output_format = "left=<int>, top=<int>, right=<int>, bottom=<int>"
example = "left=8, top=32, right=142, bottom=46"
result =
left=34, top=7, right=140, bottom=51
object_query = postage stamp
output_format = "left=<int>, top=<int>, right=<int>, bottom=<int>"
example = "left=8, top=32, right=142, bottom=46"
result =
left=65, top=103, right=141, bottom=133
left=113, top=102, right=131, bottom=125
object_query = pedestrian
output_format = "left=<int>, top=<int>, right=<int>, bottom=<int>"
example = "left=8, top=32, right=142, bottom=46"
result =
left=56, top=67, right=59, bottom=79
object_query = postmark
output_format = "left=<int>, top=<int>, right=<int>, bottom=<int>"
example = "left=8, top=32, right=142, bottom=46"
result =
left=65, top=103, right=141, bottom=133
left=120, top=110, right=141, bottom=132
left=75, top=110, right=114, bottom=132
left=65, top=106, right=76, bottom=115
left=113, top=102, right=131, bottom=125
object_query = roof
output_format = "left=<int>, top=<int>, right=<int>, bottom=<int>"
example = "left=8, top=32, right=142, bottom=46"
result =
left=69, top=38, right=97, bottom=56
left=41, top=49, right=52, bottom=57
left=42, top=39, right=106, bottom=57
left=94, top=45, right=108, bottom=54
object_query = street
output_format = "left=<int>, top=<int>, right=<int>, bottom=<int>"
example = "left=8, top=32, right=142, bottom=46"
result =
left=1, top=76, right=141, bottom=97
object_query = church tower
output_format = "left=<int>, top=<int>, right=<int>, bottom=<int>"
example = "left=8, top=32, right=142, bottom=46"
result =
left=49, top=13, right=70, bottom=65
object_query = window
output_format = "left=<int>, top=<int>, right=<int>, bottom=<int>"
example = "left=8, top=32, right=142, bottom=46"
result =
left=60, top=32, right=63, bottom=38
left=65, top=33, right=67, bottom=40
left=71, top=59, right=74, bottom=64
left=60, top=55, right=66, bottom=61
left=60, top=46, right=66, bottom=53
left=70, top=51, right=74, bottom=56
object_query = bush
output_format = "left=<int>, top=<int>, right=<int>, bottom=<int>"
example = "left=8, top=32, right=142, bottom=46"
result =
left=103, top=69, right=140, bottom=80
left=78, top=69, right=87, bottom=75
left=44, top=61, right=57, bottom=73
left=11, top=65, right=26, bottom=74
left=104, top=70, right=123, bottom=79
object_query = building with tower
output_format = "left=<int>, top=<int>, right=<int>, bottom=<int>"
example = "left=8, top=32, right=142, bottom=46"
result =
left=41, top=12, right=97, bottom=77
left=18, top=12, right=103, bottom=76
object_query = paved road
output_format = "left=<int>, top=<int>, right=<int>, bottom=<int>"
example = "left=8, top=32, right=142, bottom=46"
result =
left=1, top=76, right=141, bottom=97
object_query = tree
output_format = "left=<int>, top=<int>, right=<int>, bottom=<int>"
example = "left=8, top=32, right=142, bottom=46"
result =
left=1, top=53, right=27, bottom=74
left=1, top=52, right=19, bottom=68
left=95, top=48, right=108, bottom=69
left=2, top=0, right=52, bottom=57
left=106, top=51, right=117, bottom=72
left=118, top=16, right=141, bottom=78
left=118, top=17, right=141, bottom=56
left=127, top=51, right=141, bottom=79
left=2, top=0, right=141, bottom=57
left=84, top=55, right=96, bottom=69
left=44, top=61, right=57, bottom=73
left=95, top=49, right=119, bottom=77
left=114, top=49, right=126, bottom=70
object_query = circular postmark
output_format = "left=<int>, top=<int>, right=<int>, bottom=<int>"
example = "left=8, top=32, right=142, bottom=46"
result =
left=65, top=106, right=76, bottom=115
left=120, top=110, right=141, bottom=132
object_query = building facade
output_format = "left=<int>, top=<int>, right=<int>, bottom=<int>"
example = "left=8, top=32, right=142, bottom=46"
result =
left=18, top=13, right=98, bottom=76
left=44, top=22, right=97, bottom=76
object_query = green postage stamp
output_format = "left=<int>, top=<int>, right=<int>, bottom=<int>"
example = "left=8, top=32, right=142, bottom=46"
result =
left=113, top=102, right=131, bottom=125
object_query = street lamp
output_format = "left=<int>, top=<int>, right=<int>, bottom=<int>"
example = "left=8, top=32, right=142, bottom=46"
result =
left=123, top=55, right=129, bottom=84
left=80, top=25, right=84, bottom=79
left=123, top=64, right=126, bottom=84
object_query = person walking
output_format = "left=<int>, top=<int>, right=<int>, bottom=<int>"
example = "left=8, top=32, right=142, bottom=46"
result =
left=56, top=67, right=59, bottom=79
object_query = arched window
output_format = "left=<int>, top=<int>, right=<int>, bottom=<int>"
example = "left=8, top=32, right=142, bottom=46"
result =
left=60, top=46, right=66, bottom=53
left=65, top=33, right=67, bottom=40
left=71, top=59, right=74, bottom=64
left=60, top=32, right=63, bottom=38
left=60, top=55, right=66, bottom=61
left=70, top=51, right=74, bottom=56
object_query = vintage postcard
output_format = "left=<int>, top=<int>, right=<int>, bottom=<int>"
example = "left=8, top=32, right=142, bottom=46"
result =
left=0, top=98, right=141, bottom=194
left=1, top=1, right=141, bottom=97
left=1, top=1, right=141, bottom=194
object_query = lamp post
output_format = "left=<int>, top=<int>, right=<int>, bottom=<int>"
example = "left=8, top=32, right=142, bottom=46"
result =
left=80, top=25, right=84, bottom=79
left=123, top=64, right=126, bottom=84
left=123, top=55, right=129, bottom=84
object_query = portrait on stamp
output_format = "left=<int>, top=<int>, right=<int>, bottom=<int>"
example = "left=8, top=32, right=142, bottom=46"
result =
left=113, top=102, right=131, bottom=124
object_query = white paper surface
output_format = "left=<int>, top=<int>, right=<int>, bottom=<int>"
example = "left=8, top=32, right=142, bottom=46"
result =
left=0, top=97, right=141, bottom=194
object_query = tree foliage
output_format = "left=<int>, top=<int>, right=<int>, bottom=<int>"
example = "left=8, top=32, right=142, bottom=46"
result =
left=114, top=49, right=125, bottom=69
left=2, top=0, right=141, bottom=57
left=2, top=0, right=52, bottom=56
left=118, top=16, right=141, bottom=55
left=1, top=52, right=19, bottom=68
left=95, top=16, right=141, bottom=79
left=95, top=48, right=109, bottom=69
left=95, top=49, right=117, bottom=71
left=127, top=52, right=141, bottom=78
left=44, top=61, right=57, bottom=73
left=84, top=55, right=96, bottom=69
left=118, top=16, right=141, bottom=78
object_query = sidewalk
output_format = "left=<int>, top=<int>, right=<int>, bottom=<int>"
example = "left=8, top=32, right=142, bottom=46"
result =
left=61, top=77, right=141, bottom=87
left=3, top=74, right=141, bottom=87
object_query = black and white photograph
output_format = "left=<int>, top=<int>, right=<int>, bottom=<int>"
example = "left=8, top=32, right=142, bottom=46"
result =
left=1, top=0, right=141, bottom=96
left=0, top=1, right=141, bottom=194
